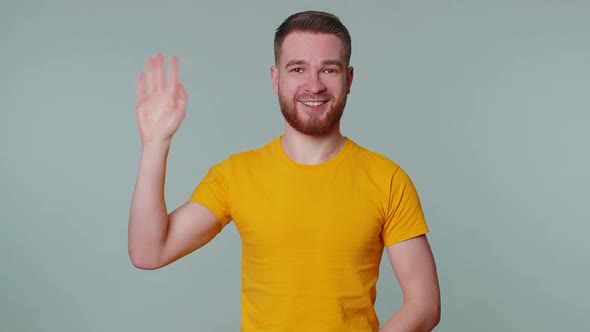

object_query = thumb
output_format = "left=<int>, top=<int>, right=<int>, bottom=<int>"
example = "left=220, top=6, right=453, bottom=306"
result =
left=176, top=83, right=188, bottom=110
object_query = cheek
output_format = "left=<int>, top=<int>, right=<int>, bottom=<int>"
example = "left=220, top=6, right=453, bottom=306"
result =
left=279, top=81, right=298, bottom=96
left=327, top=82, right=347, bottom=96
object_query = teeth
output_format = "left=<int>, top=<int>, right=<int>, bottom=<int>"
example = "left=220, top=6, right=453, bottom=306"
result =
left=301, top=101, right=325, bottom=107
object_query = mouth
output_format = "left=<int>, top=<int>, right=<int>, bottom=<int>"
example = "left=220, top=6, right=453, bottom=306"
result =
left=299, top=100, right=328, bottom=108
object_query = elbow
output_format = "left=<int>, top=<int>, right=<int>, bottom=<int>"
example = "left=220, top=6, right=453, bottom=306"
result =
left=422, top=285, right=441, bottom=330
left=426, top=301, right=441, bottom=330
left=412, top=297, right=441, bottom=331
left=128, top=248, right=162, bottom=270
left=130, top=258, right=160, bottom=270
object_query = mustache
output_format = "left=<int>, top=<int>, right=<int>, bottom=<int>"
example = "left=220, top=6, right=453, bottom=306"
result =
left=297, top=93, right=332, bottom=101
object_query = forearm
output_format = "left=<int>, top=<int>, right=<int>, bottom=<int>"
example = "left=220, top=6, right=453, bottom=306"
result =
left=128, top=141, right=172, bottom=269
left=379, top=300, right=440, bottom=332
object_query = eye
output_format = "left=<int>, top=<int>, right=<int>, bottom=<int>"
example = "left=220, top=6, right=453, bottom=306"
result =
left=323, top=68, right=337, bottom=74
left=290, top=67, right=303, bottom=73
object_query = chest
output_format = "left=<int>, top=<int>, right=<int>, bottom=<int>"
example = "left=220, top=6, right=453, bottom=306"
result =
left=229, top=170, right=387, bottom=260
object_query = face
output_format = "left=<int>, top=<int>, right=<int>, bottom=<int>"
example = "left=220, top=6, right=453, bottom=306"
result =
left=271, top=32, right=354, bottom=136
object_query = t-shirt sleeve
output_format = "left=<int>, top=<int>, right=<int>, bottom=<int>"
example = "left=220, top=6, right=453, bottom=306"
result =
left=189, top=160, right=233, bottom=228
left=382, top=167, right=429, bottom=247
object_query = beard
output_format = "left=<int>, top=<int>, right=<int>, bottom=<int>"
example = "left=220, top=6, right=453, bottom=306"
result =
left=278, top=91, right=347, bottom=136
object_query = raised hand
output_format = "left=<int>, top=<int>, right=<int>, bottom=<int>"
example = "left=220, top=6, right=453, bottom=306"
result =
left=136, top=54, right=188, bottom=145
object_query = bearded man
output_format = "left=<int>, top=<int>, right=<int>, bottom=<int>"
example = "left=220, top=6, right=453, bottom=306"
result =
left=129, top=10, right=440, bottom=332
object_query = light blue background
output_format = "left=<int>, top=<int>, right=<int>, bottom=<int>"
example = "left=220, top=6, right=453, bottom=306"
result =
left=1, top=0, right=589, bottom=331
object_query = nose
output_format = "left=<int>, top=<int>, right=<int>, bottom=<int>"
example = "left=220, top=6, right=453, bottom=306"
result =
left=304, top=72, right=327, bottom=94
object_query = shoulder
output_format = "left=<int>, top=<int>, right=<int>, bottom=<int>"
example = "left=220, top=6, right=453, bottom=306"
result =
left=347, top=139, right=401, bottom=174
left=229, top=137, right=278, bottom=163
left=346, top=139, right=418, bottom=191
left=210, top=137, right=279, bottom=173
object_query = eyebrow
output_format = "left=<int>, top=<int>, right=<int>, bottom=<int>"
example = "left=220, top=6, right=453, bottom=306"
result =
left=285, top=59, right=307, bottom=68
left=284, top=59, right=344, bottom=69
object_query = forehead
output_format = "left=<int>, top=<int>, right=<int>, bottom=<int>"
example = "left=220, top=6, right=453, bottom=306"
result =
left=279, top=32, right=345, bottom=65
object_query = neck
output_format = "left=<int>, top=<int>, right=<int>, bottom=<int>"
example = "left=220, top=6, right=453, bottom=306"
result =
left=280, top=123, right=346, bottom=165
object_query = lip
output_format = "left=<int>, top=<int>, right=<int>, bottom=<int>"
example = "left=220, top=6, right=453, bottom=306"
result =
left=299, top=100, right=329, bottom=108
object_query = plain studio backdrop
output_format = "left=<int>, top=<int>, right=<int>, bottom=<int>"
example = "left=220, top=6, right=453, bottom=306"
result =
left=1, top=0, right=589, bottom=331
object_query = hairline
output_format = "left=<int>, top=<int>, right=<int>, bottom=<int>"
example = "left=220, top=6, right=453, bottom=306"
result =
left=275, top=30, right=350, bottom=67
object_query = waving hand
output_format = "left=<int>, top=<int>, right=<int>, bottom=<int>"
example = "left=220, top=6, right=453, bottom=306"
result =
left=136, top=54, right=188, bottom=145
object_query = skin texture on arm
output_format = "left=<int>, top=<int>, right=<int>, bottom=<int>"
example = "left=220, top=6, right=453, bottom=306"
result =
left=128, top=54, right=221, bottom=270
left=379, top=235, right=441, bottom=332
left=131, top=200, right=221, bottom=270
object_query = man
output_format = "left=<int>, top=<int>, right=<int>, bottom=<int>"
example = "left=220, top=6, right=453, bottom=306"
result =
left=129, top=11, right=440, bottom=332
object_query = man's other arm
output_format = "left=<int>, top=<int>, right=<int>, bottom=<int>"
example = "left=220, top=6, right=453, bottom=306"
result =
left=379, top=235, right=441, bottom=332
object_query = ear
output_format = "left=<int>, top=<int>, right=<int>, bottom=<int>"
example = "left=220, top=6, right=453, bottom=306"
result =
left=346, top=66, right=354, bottom=94
left=271, top=65, right=279, bottom=94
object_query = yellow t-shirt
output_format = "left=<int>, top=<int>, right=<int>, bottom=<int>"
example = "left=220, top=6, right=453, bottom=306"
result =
left=190, top=136, right=429, bottom=331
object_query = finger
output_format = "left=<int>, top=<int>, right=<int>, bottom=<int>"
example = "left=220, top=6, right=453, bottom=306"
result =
left=167, top=56, right=179, bottom=94
left=145, top=57, right=155, bottom=95
left=136, top=73, right=146, bottom=104
left=154, top=53, right=164, bottom=91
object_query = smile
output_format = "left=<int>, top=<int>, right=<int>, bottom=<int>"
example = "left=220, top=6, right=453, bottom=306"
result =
left=300, top=101, right=327, bottom=107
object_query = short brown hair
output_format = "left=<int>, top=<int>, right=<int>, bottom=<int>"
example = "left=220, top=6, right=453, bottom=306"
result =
left=274, top=11, right=352, bottom=66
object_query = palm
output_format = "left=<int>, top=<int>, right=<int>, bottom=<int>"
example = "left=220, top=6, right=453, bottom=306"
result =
left=136, top=54, right=188, bottom=144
